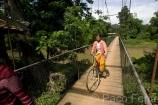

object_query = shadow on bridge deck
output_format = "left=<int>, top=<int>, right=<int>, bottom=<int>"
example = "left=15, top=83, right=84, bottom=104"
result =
left=58, top=36, right=124, bottom=105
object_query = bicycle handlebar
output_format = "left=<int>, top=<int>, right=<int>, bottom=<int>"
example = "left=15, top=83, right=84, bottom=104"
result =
left=90, top=53, right=104, bottom=57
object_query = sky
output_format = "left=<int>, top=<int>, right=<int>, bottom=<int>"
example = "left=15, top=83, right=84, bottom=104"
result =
left=82, top=0, right=158, bottom=24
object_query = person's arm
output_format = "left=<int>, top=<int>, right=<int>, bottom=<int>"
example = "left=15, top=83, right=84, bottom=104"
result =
left=31, top=102, right=36, bottom=105
left=103, top=41, right=108, bottom=57
left=6, top=74, right=35, bottom=105
left=91, top=41, right=96, bottom=55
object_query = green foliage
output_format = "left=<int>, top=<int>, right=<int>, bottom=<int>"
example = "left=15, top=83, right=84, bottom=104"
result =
left=144, top=82, right=158, bottom=104
left=28, top=30, right=68, bottom=54
left=122, top=67, right=145, bottom=105
left=123, top=38, right=156, bottom=48
left=36, top=91, right=60, bottom=105
left=56, top=63, right=78, bottom=86
left=123, top=39, right=143, bottom=45
left=117, top=6, right=129, bottom=39
left=129, top=29, right=137, bottom=38
left=54, top=80, right=65, bottom=92
left=132, top=50, right=158, bottom=104
left=31, top=5, right=109, bottom=53
left=1, top=0, right=110, bottom=104
left=151, top=27, right=158, bottom=34
left=134, top=51, right=155, bottom=80
left=150, top=11, right=158, bottom=27
left=149, top=11, right=158, bottom=40
left=117, top=7, right=158, bottom=40
left=64, top=6, right=92, bottom=49
left=118, top=10, right=143, bottom=39
left=4, top=34, right=20, bottom=50
left=137, top=32, right=150, bottom=39
left=21, top=0, right=73, bottom=32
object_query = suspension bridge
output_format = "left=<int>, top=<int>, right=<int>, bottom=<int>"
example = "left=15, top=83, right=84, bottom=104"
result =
left=58, top=36, right=123, bottom=105
left=0, top=0, right=157, bottom=104
left=14, top=36, right=152, bottom=105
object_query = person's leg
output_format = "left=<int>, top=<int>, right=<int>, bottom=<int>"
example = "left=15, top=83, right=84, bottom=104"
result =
left=99, top=56, right=105, bottom=72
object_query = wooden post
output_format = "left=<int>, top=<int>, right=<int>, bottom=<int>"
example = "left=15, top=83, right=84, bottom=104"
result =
left=4, top=0, right=16, bottom=70
left=149, top=43, right=158, bottom=98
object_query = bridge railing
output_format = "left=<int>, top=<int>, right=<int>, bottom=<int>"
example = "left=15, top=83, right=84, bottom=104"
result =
left=15, top=45, right=93, bottom=105
left=119, top=37, right=152, bottom=105
left=14, top=35, right=116, bottom=105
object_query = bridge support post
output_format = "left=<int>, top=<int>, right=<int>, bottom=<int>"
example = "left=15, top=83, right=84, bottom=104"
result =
left=149, top=43, right=158, bottom=99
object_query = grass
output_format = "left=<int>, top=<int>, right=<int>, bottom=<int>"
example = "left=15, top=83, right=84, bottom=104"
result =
left=7, top=50, right=19, bottom=58
left=124, top=39, right=157, bottom=59
left=124, top=39, right=156, bottom=48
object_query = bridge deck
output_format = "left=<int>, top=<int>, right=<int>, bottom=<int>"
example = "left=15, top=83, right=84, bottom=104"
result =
left=58, top=36, right=124, bottom=105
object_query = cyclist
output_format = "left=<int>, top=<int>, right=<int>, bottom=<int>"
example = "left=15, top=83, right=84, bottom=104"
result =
left=91, top=34, right=108, bottom=76
left=0, top=61, right=36, bottom=105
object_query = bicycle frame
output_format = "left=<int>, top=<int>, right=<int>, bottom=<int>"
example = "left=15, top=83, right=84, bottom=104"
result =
left=86, top=54, right=102, bottom=92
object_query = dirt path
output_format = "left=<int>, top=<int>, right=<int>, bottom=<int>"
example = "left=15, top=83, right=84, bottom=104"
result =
left=58, top=36, right=124, bottom=105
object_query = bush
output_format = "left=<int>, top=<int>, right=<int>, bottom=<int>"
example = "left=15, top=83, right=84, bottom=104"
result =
left=135, top=51, right=156, bottom=80
left=123, top=39, right=143, bottom=45
left=134, top=51, right=158, bottom=104
left=54, top=63, right=78, bottom=88
left=137, top=32, right=150, bottom=40
left=144, top=82, right=158, bottom=104
left=36, top=91, right=60, bottom=105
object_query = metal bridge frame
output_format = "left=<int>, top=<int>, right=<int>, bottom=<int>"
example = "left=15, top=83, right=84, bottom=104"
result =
left=14, top=36, right=152, bottom=105
left=119, top=37, right=152, bottom=105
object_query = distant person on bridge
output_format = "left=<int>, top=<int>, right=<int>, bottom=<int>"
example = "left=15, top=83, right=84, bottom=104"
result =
left=91, top=34, right=108, bottom=76
left=0, top=61, right=36, bottom=105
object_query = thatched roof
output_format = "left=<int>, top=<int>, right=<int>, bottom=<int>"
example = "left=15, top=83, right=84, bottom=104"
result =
left=0, top=15, right=29, bottom=33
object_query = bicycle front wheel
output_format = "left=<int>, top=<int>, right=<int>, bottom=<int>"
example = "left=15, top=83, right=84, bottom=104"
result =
left=86, top=68, right=100, bottom=92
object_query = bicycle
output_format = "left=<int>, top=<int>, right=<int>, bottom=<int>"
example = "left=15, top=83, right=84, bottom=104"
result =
left=86, top=53, right=103, bottom=92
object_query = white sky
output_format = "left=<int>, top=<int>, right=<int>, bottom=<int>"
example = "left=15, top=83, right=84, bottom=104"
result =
left=82, top=0, right=158, bottom=24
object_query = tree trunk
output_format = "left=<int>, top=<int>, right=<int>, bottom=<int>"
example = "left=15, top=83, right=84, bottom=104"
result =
left=6, top=0, right=44, bottom=63
left=7, top=0, right=26, bottom=21
left=4, top=0, right=48, bottom=83
left=16, top=34, right=44, bottom=63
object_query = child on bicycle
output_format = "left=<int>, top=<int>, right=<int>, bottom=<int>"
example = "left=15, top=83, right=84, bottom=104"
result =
left=91, top=34, right=108, bottom=76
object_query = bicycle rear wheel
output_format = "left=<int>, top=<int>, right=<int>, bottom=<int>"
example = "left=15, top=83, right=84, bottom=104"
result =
left=86, top=68, right=100, bottom=92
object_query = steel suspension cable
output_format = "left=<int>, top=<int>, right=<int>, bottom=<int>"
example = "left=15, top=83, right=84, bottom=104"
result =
left=128, top=0, right=131, bottom=32
left=102, top=0, right=104, bottom=16
left=105, top=0, right=111, bottom=24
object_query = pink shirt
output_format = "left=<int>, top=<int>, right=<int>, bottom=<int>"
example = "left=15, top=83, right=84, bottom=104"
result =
left=91, top=40, right=108, bottom=60
left=0, top=65, right=33, bottom=105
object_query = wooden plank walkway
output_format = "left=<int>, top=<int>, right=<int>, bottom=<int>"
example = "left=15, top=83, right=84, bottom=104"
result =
left=58, top=36, right=124, bottom=105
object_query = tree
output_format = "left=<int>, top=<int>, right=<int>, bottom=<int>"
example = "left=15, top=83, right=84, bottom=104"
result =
left=0, top=0, right=74, bottom=65
left=129, top=13, right=143, bottom=39
left=0, top=0, right=109, bottom=66
left=73, top=0, right=91, bottom=17
left=117, top=6, right=144, bottom=39
left=149, top=11, right=158, bottom=40
left=117, top=6, right=129, bottom=39
left=35, top=6, right=93, bottom=55
left=1, top=0, right=45, bottom=65
left=25, top=0, right=73, bottom=33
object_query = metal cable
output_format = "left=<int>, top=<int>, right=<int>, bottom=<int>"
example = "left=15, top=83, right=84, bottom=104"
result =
left=105, top=0, right=111, bottom=24
left=14, top=44, right=92, bottom=72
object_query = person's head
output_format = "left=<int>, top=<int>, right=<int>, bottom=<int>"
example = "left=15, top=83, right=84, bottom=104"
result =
left=96, top=33, right=101, bottom=42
